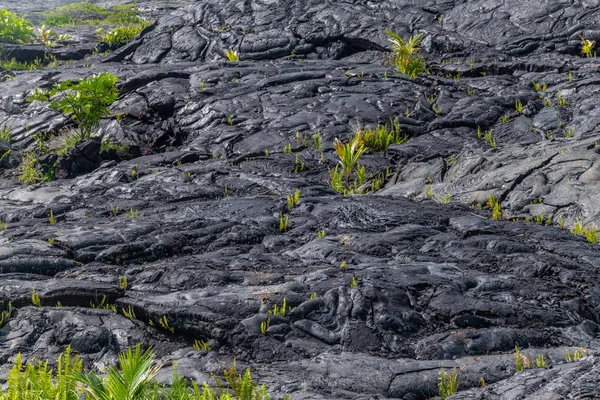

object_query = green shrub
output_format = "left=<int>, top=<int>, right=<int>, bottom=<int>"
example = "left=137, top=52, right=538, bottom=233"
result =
left=28, top=72, right=120, bottom=141
left=0, top=9, right=35, bottom=44
left=385, top=29, right=427, bottom=79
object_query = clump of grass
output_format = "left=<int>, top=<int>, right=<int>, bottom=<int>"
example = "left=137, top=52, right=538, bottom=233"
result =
left=571, top=221, right=599, bottom=244
left=353, top=117, right=407, bottom=151
left=97, top=22, right=150, bottom=47
left=438, top=367, right=458, bottom=399
left=90, top=295, right=116, bottom=312
left=18, top=152, right=48, bottom=185
left=483, top=128, right=496, bottom=147
left=385, top=29, right=427, bottom=79
left=43, top=2, right=144, bottom=26
left=100, top=138, right=128, bottom=154
left=267, top=297, right=291, bottom=318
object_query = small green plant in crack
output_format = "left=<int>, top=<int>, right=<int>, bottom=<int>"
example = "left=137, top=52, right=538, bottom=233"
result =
left=371, top=171, right=386, bottom=192
left=432, top=103, right=441, bottom=115
left=127, top=208, right=139, bottom=219
left=580, top=35, right=595, bottom=58
left=500, top=114, right=509, bottom=124
left=48, top=238, right=55, bottom=245
left=287, top=189, right=300, bottom=210
left=225, top=49, right=239, bottom=62
left=571, top=221, right=599, bottom=244
left=279, top=212, right=289, bottom=232
left=283, top=143, right=292, bottom=153
left=260, top=317, right=270, bottom=335
left=268, top=297, right=291, bottom=318
left=532, top=80, right=547, bottom=93
left=90, top=295, right=116, bottom=312
left=515, top=99, right=523, bottom=113
left=0, top=302, right=12, bottom=327
left=384, top=30, right=427, bottom=79
left=313, top=132, right=323, bottom=151
left=558, top=94, right=570, bottom=107
left=435, top=193, right=452, bottom=204
left=340, top=260, right=347, bottom=270
left=317, top=230, right=326, bottom=238
left=486, top=195, right=503, bottom=220
left=31, top=289, right=41, bottom=306
left=563, top=127, right=575, bottom=138
left=438, top=367, right=458, bottom=399
left=349, top=274, right=358, bottom=288
left=515, top=346, right=524, bottom=372
left=119, top=275, right=128, bottom=291
left=483, top=129, right=496, bottom=147
left=573, top=347, right=585, bottom=360
left=309, top=292, right=318, bottom=300
left=0, top=126, right=11, bottom=142
left=121, top=304, right=136, bottom=319
left=0, top=220, right=6, bottom=231
left=333, top=136, right=366, bottom=189
left=158, top=315, right=175, bottom=334
left=49, top=210, right=57, bottom=225
left=100, top=137, right=128, bottom=154
left=193, top=339, right=211, bottom=351
left=565, top=348, right=572, bottom=362
left=109, top=205, right=119, bottom=217
left=536, top=354, right=546, bottom=367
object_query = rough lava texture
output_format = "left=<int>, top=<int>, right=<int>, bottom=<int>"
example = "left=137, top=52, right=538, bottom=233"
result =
left=1, top=0, right=600, bottom=398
